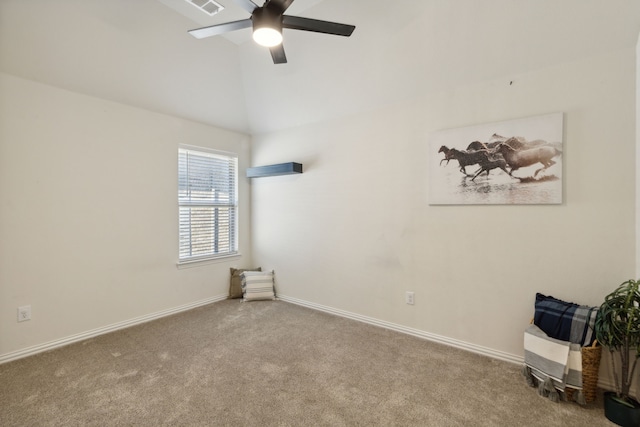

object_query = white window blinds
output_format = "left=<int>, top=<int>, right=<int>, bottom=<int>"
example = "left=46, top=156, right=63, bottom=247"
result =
left=178, top=146, right=238, bottom=262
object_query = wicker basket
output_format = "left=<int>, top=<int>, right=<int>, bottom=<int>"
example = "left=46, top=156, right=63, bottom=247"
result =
left=565, top=340, right=602, bottom=404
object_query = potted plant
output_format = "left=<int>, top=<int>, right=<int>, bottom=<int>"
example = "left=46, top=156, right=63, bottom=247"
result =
left=594, top=279, right=640, bottom=427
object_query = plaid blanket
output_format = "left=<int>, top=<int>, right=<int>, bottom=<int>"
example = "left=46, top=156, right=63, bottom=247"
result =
left=524, top=324, right=583, bottom=402
left=533, top=293, right=598, bottom=347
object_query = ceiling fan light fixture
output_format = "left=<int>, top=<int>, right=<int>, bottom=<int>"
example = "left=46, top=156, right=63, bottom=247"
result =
left=251, top=8, right=283, bottom=47
left=253, top=27, right=283, bottom=47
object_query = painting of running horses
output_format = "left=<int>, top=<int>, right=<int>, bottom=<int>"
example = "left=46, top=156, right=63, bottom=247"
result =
left=429, top=113, right=563, bottom=205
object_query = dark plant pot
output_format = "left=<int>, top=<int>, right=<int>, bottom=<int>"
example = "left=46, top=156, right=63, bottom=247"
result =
left=604, top=392, right=640, bottom=427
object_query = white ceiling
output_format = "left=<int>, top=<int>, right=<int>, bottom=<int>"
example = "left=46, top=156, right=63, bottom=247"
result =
left=1, top=0, right=640, bottom=134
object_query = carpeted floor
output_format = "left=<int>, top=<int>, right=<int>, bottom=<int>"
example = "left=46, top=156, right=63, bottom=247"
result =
left=0, top=300, right=615, bottom=426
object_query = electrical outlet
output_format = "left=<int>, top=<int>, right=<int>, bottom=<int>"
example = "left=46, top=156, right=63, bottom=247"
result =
left=405, top=291, right=415, bottom=305
left=18, top=305, right=31, bottom=322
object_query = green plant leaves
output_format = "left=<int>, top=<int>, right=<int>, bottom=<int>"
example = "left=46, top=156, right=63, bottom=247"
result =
left=595, top=279, right=640, bottom=400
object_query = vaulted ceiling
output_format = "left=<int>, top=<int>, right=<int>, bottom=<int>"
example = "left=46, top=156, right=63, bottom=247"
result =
left=1, top=0, right=640, bottom=134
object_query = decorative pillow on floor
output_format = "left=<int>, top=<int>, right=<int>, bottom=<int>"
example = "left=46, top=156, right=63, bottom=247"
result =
left=229, top=267, right=261, bottom=299
left=533, top=293, right=598, bottom=347
left=241, top=270, right=275, bottom=301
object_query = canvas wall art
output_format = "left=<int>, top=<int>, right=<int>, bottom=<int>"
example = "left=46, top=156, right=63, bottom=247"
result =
left=429, top=113, right=563, bottom=205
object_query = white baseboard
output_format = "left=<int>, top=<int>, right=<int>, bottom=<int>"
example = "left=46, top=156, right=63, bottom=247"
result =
left=278, top=294, right=524, bottom=365
left=0, top=294, right=228, bottom=364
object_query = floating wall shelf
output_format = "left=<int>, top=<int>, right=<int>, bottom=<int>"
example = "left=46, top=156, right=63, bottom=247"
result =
left=246, top=162, right=303, bottom=178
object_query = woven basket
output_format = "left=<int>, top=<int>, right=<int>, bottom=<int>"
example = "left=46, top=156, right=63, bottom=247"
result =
left=565, top=340, right=602, bottom=404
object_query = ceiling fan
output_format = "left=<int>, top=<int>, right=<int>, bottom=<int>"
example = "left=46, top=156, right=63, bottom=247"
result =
left=188, top=0, right=355, bottom=64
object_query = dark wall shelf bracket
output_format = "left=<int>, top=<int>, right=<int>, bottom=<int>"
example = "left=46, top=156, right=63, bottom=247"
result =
left=246, top=162, right=303, bottom=178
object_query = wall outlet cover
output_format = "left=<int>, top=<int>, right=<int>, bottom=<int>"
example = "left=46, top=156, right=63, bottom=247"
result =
left=18, top=305, right=31, bottom=322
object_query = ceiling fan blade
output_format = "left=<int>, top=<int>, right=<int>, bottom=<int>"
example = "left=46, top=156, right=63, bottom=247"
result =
left=269, top=44, right=287, bottom=64
left=233, top=0, right=260, bottom=14
left=264, top=0, right=295, bottom=14
left=188, top=19, right=252, bottom=39
left=282, top=15, right=355, bottom=37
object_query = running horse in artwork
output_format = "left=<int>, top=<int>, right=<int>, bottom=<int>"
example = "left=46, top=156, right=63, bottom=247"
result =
left=496, top=143, right=562, bottom=177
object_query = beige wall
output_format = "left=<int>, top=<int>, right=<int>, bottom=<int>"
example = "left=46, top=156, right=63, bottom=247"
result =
left=251, top=48, right=636, bottom=360
left=0, top=73, right=252, bottom=359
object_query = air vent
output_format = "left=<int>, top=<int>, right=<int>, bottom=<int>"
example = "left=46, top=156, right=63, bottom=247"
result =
left=184, top=0, right=224, bottom=16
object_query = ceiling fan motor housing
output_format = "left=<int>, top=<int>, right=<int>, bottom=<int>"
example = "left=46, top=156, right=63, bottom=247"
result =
left=252, top=7, right=283, bottom=35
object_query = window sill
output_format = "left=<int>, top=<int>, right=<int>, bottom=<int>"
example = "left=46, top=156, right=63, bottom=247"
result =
left=176, top=253, right=242, bottom=269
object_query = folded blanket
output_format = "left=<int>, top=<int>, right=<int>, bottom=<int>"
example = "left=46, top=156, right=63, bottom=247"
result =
left=523, top=324, right=583, bottom=403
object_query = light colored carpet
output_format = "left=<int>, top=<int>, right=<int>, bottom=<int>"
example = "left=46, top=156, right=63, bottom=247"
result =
left=0, top=300, right=614, bottom=426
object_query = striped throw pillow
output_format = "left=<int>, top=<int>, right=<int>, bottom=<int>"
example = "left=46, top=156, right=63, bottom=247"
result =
left=241, top=270, right=275, bottom=301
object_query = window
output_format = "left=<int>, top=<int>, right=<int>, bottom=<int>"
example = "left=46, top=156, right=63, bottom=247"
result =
left=178, top=145, right=238, bottom=263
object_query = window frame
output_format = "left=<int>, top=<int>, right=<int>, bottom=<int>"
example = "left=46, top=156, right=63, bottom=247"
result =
left=177, top=144, right=239, bottom=265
